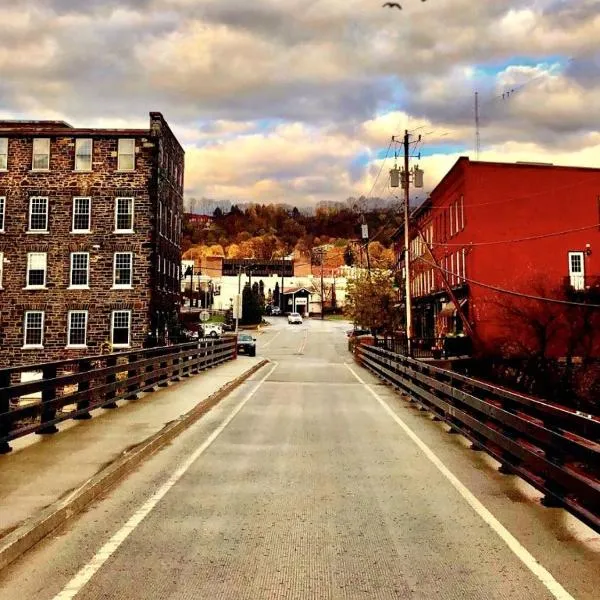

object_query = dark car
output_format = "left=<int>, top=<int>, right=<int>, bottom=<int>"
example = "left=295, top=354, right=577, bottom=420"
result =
left=237, top=333, right=257, bottom=356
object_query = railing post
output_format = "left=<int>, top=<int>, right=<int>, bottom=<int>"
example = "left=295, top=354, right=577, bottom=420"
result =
left=103, top=356, right=119, bottom=409
left=126, top=353, right=139, bottom=399
left=158, top=348, right=170, bottom=387
left=0, top=371, right=12, bottom=453
left=73, top=359, right=93, bottom=420
left=171, top=347, right=181, bottom=382
left=38, top=365, right=59, bottom=434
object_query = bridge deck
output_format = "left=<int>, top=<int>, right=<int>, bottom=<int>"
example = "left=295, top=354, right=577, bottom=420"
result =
left=0, top=320, right=598, bottom=599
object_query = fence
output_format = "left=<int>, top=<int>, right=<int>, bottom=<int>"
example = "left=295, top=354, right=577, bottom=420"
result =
left=0, top=336, right=237, bottom=454
left=356, top=343, right=600, bottom=533
left=375, top=336, right=473, bottom=359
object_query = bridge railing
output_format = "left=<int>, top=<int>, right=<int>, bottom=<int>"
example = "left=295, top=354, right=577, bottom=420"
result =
left=356, top=343, right=600, bottom=533
left=0, top=336, right=237, bottom=454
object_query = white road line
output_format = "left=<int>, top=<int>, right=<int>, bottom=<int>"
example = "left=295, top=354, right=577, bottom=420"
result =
left=344, top=363, right=575, bottom=600
left=262, top=330, right=282, bottom=348
left=53, top=362, right=278, bottom=600
left=297, top=329, right=308, bottom=354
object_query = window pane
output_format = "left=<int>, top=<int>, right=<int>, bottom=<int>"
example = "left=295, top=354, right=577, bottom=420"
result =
left=114, top=253, right=132, bottom=285
left=29, top=197, right=48, bottom=231
left=69, top=311, right=87, bottom=346
left=73, top=197, right=90, bottom=231
left=75, top=138, right=92, bottom=171
left=71, top=253, right=89, bottom=286
left=118, top=139, right=135, bottom=170
left=25, top=312, right=43, bottom=346
left=0, top=138, right=7, bottom=169
left=0, top=196, right=4, bottom=230
left=115, top=197, right=133, bottom=230
left=27, top=252, right=46, bottom=286
left=112, top=311, right=130, bottom=345
left=32, top=139, right=50, bottom=170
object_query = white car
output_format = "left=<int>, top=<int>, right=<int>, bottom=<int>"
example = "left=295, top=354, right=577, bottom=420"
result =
left=201, top=323, right=223, bottom=338
left=288, top=312, right=303, bottom=324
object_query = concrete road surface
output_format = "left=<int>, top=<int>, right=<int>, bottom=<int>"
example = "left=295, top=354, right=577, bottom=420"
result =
left=0, top=317, right=598, bottom=599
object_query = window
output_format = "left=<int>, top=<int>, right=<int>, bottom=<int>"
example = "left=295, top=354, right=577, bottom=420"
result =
left=26, top=252, right=47, bottom=288
left=70, top=252, right=89, bottom=287
left=29, top=197, right=48, bottom=232
left=455, top=201, right=460, bottom=233
left=115, top=197, right=134, bottom=232
left=568, top=251, right=585, bottom=291
left=0, top=251, right=3, bottom=288
left=117, top=139, right=135, bottom=171
left=449, top=204, right=455, bottom=237
left=24, top=311, right=44, bottom=347
left=113, top=252, right=133, bottom=288
left=158, top=202, right=163, bottom=236
left=0, top=138, right=7, bottom=170
left=32, top=138, right=50, bottom=170
left=75, top=138, right=93, bottom=171
left=462, top=248, right=466, bottom=282
left=71, top=197, right=91, bottom=232
left=111, top=310, right=131, bottom=347
left=67, top=311, right=88, bottom=347
left=0, top=196, right=4, bottom=231
left=459, top=196, right=465, bottom=231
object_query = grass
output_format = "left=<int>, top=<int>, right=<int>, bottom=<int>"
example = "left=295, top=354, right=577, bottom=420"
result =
left=324, top=314, right=350, bottom=321
left=207, top=315, right=225, bottom=323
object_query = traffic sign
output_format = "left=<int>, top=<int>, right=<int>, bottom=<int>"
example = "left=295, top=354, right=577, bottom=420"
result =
left=200, top=310, right=210, bottom=322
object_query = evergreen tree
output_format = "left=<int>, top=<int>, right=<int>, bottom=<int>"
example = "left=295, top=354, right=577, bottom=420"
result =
left=241, top=283, right=263, bottom=325
left=273, top=282, right=280, bottom=307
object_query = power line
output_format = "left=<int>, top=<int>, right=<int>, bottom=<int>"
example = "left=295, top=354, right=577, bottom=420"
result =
left=431, top=223, right=600, bottom=247
left=414, top=255, right=600, bottom=308
left=365, top=137, right=393, bottom=200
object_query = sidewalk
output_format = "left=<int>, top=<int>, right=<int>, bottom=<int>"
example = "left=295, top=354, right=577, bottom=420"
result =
left=0, top=357, right=265, bottom=538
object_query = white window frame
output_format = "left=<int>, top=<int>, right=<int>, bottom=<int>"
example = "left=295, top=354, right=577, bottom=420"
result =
left=459, top=196, right=465, bottom=231
left=23, top=310, right=44, bottom=348
left=568, top=251, right=585, bottom=291
left=0, top=196, right=5, bottom=232
left=450, top=253, right=455, bottom=286
left=462, top=248, right=466, bottom=282
left=114, top=197, right=134, bottom=233
left=0, top=137, right=7, bottom=170
left=71, top=197, right=91, bottom=233
left=74, top=138, right=93, bottom=171
left=32, top=138, right=50, bottom=171
left=158, top=202, right=163, bottom=236
left=28, top=196, right=49, bottom=233
left=111, top=309, right=131, bottom=348
left=0, top=251, right=3, bottom=289
left=67, top=310, right=88, bottom=348
left=117, top=138, right=135, bottom=171
left=113, top=252, right=133, bottom=289
left=69, top=252, right=90, bottom=288
left=26, top=252, right=47, bottom=289
left=455, top=201, right=460, bottom=233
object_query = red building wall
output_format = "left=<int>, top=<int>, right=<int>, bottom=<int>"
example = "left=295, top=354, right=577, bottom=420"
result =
left=411, top=157, right=600, bottom=357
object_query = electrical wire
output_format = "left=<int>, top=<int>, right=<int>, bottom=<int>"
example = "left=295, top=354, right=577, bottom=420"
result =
left=430, top=223, right=600, bottom=248
left=365, top=137, right=393, bottom=200
left=414, top=255, right=600, bottom=308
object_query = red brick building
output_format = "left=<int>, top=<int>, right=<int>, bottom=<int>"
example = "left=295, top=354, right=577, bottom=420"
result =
left=0, top=112, right=184, bottom=367
left=403, top=157, right=600, bottom=357
left=184, top=213, right=213, bottom=227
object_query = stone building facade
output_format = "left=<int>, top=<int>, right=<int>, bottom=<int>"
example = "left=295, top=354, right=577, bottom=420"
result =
left=0, top=112, right=184, bottom=367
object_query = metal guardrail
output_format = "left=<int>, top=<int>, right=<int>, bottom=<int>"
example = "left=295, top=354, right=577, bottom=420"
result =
left=376, top=336, right=473, bottom=359
left=356, top=343, right=600, bottom=533
left=0, top=336, right=237, bottom=454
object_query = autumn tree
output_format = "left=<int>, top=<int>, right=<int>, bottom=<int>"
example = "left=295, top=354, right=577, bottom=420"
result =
left=345, top=271, right=401, bottom=336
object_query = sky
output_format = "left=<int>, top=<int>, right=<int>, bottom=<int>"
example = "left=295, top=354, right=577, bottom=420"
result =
left=1, top=0, right=599, bottom=208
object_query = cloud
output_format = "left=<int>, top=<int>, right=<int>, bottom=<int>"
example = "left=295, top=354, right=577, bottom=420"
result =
left=0, top=0, right=599, bottom=206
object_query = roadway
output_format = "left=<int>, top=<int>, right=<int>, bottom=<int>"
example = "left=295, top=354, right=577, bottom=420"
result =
left=0, top=317, right=598, bottom=599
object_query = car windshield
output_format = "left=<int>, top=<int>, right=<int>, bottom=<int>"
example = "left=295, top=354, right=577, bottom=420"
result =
left=239, top=334, right=252, bottom=341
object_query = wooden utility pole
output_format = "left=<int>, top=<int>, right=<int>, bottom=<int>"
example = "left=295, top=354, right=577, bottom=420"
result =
left=403, top=130, right=413, bottom=350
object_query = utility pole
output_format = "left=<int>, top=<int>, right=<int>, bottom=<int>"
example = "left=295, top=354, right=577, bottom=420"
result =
left=403, top=130, right=413, bottom=350
left=320, top=254, right=325, bottom=320
left=235, top=265, right=242, bottom=333
left=474, top=91, right=481, bottom=160
left=280, top=256, right=285, bottom=313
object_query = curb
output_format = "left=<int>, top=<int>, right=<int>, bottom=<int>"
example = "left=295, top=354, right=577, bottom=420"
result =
left=0, top=358, right=269, bottom=571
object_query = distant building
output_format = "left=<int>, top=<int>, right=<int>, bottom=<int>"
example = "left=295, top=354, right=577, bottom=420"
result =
left=398, top=157, right=600, bottom=357
left=0, top=112, right=184, bottom=367
left=185, top=213, right=213, bottom=228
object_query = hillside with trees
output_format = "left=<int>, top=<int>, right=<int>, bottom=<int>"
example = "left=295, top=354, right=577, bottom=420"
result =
left=182, top=201, right=402, bottom=270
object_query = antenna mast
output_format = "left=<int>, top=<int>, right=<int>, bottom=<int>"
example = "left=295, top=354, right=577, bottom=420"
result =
left=474, top=91, right=481, bottom=160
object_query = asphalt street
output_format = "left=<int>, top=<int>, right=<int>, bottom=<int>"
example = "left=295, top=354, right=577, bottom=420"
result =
left=0, top=317, right=598, bottom=599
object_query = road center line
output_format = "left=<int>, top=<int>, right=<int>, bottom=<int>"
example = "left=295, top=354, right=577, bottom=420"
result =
left=344, top=363, right=575, bottom=600
left=262, top=330, right=282, bottom=348
left=297, top=329, right=308, bottom=354
left=53, top=361, right=278, bottom=600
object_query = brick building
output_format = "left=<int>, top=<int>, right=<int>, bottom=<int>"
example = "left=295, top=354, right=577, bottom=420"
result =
left=0, top=112, right=184, bottom=367
left=401, top=157, right=600, bottom=357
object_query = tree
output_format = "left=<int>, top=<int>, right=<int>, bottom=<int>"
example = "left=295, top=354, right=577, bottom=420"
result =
left=241, top=283, right=263, bottom=326
left=213, top=207, right=223, bottom=218
left=345, top=271, right=401, bottom=336
left=344, top=245, right=354, bottom=266
left=273, top=281, right=280, bottom=308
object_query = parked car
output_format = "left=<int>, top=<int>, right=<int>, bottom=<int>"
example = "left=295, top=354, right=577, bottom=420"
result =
left=201, top=323, right=223, bottom=338
left=271, top=306, right=282, bottom=316
left=288, top=312, right=303, bottom=324
left=237, top=333, right=257, bottom=356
